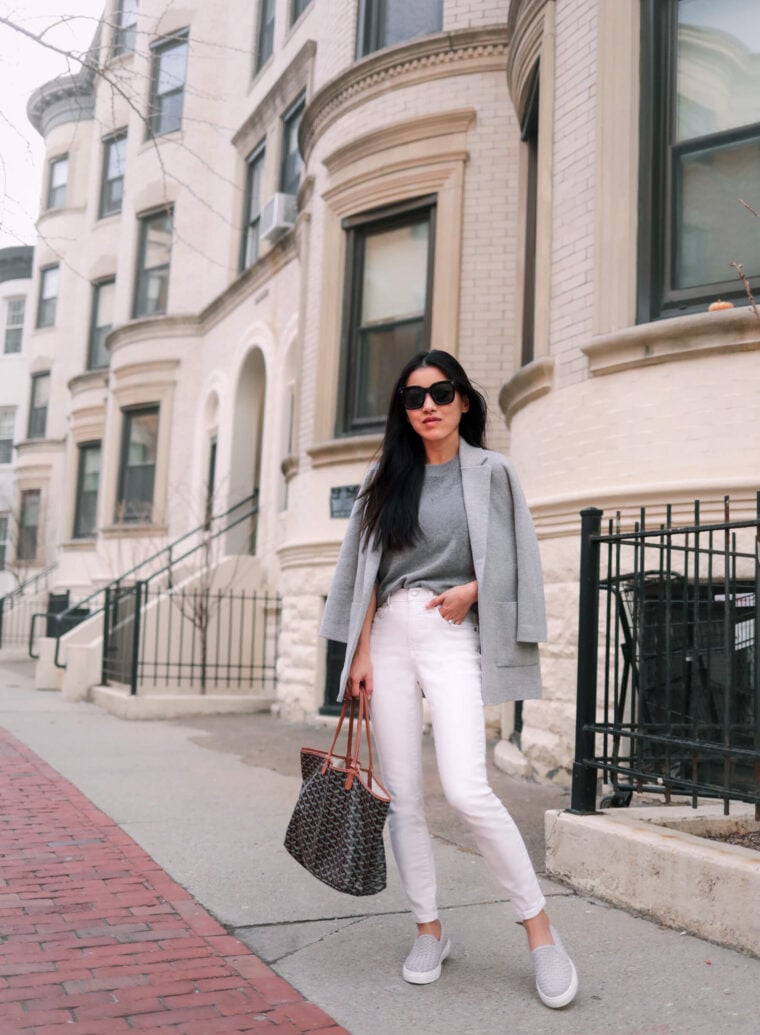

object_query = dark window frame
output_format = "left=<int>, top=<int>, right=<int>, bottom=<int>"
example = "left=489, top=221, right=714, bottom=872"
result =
left=99, top=130, right=127, bottom=217
left=46, top=154, right=68, bottom=210
left=112, top=0, right=138, bottom=55
left=4, top=296, right=25, bottom=353
left=290, top=0, right=313, bottom=26
left=255, top=0, right=276, bottom=72
left=17, top=489, right=41, bottom=562
left=520, top=66, right=539, bottom=367
left=356, top=0, right=443, bottom=59
left=27, top=372, right=50, bottom=440
left=337, top=195, right=437, bottom=437
left=638, top=0, right=760, bottom=321
left=133, top=207, right=173, bottom=318
left=73, top=441, right=101, bottom=539
left=147, top=30, right=189, bottom=138
left=280, top=93, right=305, bottom=196
left=116, top=404, right=159, bottom=524
left=36, top=265, right=59, bottom=328
left=240, top=141, right=266, bottom=271
left=0, top=407, right=14, bottom=464
left=88, top=277, right=116, bottom=369
left=0, top=512, right=8, bottom=570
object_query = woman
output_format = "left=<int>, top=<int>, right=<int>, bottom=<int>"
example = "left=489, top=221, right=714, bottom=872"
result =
left=320, top=350, right=577, bottom=1009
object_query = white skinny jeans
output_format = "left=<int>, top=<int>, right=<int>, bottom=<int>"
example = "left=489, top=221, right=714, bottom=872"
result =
left=368, top=587, right=546, bottom=924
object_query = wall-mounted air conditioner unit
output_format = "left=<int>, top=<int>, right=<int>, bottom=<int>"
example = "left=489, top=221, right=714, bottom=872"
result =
left=260, top=192, right=297, bottom=243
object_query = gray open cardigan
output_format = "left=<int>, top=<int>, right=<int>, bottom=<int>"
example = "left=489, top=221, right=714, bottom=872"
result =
left=319, top=438, right=547, bottom=705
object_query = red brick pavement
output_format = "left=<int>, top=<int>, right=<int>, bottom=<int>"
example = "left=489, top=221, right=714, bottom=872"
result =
left=0, top=728, right=348, bottom=1034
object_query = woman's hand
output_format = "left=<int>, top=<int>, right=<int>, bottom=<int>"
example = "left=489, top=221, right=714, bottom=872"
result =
left=346, top=646, right=373, bottom=699
left=427, top=580, right=478, bottom=625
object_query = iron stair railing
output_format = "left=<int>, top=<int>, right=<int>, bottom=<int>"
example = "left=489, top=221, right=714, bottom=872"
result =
left=28, top=492, right=259, bottom=667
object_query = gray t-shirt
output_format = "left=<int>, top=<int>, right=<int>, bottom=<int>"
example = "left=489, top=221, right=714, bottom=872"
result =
left=377, top=455, right=476, bottom=606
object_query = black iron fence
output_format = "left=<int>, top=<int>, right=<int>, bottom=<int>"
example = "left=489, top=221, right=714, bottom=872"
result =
left=571, top=496, right=760, bottom=817
left=0, top=565, right=57, bottom=652
left=102, top=581, right=280, bottom=696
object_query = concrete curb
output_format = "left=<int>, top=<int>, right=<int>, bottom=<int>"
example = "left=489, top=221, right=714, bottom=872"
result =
left=545, top=805, right=760, bottom=957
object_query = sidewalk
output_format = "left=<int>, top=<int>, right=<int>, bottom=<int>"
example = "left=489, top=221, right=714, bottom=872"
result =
left=0, top=727, right=344, bottom=1033
left=2, top=661, right=760, bottom=1034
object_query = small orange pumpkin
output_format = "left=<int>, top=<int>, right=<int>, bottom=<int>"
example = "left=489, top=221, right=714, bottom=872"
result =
left=708, top=299, right=734, bottom=311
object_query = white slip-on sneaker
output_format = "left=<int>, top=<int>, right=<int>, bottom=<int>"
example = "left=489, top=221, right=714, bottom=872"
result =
left=531, top=925, right=578, bottom=1008
left=402, top=929, right=452, bottom=985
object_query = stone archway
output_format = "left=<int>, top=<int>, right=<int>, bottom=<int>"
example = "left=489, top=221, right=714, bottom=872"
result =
left=228, top=347, right=266, bottom=554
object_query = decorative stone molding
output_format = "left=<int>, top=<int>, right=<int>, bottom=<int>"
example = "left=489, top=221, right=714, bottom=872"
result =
left=307, top=435, right=383, bottom=469
left=232, top=40, right=317, bottom=155
left=27, top=31, right=99, bottom=137
left=277, top=540, right=342, bottom=571
left=583, top=308, right=760, bottom=376
left=68, top=370, right=109, bottom=395
left=323, top=109, right=477, bottom=176
left=498, top=356, right=554, bottom=425
left=531, top=481, right=760, bottom=540
left=299, top=27, right=508, bottom=162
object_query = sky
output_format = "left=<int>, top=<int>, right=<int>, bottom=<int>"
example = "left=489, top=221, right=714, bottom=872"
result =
left=0, top=1, right=105, bottom=249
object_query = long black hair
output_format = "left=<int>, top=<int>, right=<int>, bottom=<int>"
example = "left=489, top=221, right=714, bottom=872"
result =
left=360, top=349, right=487, bottom=550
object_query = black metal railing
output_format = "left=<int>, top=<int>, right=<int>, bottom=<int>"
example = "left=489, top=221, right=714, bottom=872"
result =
left=571, top=495, right=760, bottom=818
left=102, top=582, right=280, bottom=696
left=28, top=493, right=259, bottom=666
left=0, top=564, right=57, bottom=651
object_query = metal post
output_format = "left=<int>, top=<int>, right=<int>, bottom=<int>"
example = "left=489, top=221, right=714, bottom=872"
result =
left=130, top=581, right=144, bottom=696
left=0, top=595, right=4, bottom=650
left=570, top=507, right=603, bottom=813
left=102, top=585, right=111, bottom=685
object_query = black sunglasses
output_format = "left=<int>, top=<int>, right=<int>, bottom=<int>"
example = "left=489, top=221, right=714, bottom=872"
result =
left=399, top=380, right=458, bottom=410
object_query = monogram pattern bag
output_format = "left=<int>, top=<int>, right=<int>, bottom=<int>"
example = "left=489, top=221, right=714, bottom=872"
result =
left=284, top=691, right=391, bottom=896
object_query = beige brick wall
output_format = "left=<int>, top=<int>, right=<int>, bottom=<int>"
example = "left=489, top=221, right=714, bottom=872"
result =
left=548, top=0, right=597, bottom=389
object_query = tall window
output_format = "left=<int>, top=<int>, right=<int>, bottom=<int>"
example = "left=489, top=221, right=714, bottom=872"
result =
left=4, top=297, right=25, bottom=353
left=88, top=279, right=115, bottom=369
left=291, top=0, right=312, bottom=25
left=0, top=514, right=7, bottom=569
left=116, top=406, right=159, bottom=523
left=357, top=0, right=442, bottom=58
left=241, top=144, right=266, bottom=269
left=74, top=442, right=101, bottom=538
left=0, top=408, right=14, bottom=463
left=46, top=155, right=68, bottom=209
left=134, top=209, right=173, bottom=317
left=113, top=0, right=138, bottom=55
left=17, top=489, right=41, bottom=562
left=100, top=132, right=127, bottom=217
left=521, top=67, right=539, bottom=367
left=255, top=0, right=275, bottom=71
left=339, top=197, right=436, bottom=435
left=148, top=32, right=189, bottom=136
left=27, top=373, right=50, bottom=440
left=36, top=265, right=59, bottom=328
left=640, top=0, right=760, bottom=319
left=280, top=95, right=305, bottom=196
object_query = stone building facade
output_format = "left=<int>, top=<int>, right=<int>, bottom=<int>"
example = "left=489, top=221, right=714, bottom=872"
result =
left=16, top=0, right=760, bottom=779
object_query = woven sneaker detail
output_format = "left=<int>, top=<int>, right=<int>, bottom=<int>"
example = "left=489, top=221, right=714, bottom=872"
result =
left=532, top=926, right=578, bottom=1008
left=402, top=931, right=451, bottom=985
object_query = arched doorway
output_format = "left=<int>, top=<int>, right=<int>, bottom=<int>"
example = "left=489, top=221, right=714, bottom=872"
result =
left=229, top=347, right=266, bottom=554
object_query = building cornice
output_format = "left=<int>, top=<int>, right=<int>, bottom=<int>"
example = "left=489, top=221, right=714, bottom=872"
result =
left=498, top=356, right=554, bottom=425
left=276, top=540, right=342, bottom=570
left=300, top=27, right=508, bottom=162
left=323, top=109, right=477, bottom=176
left=583, top=308, right=760, bottom=376
left=68, top=370, right=109, bottom=395
left=307, top=434, right=382, bottom=469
